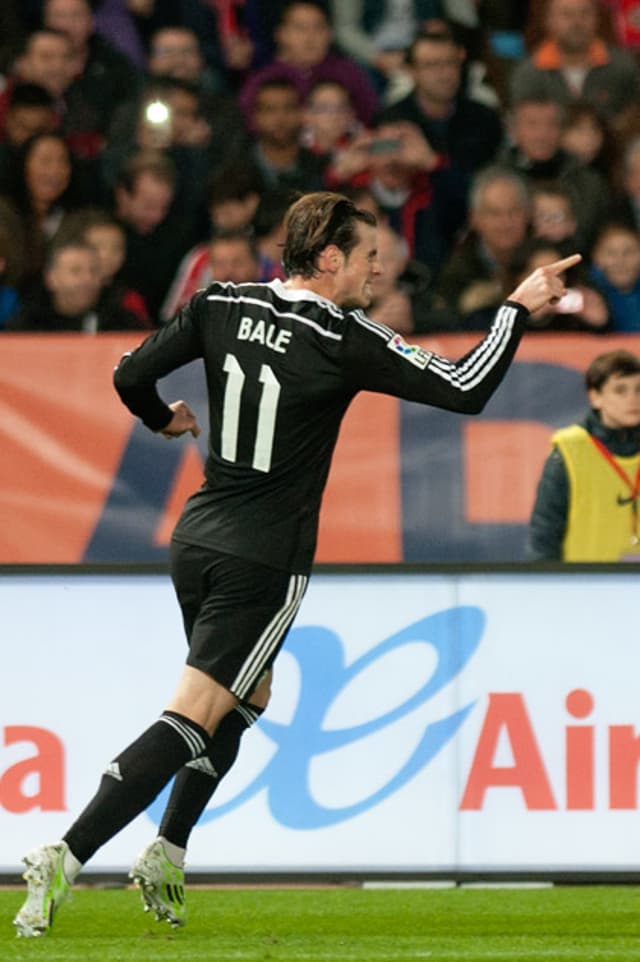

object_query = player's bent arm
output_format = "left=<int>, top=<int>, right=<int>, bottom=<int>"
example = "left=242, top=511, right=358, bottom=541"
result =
left=114, top=357, right=174, bottom=432
left=113, top=294, right=205, bottom=430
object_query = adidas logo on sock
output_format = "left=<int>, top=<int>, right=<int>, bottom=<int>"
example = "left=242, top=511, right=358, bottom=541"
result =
left=104, top=761, right=123, bottom=782
left=185, top=756, right=218, bottom=777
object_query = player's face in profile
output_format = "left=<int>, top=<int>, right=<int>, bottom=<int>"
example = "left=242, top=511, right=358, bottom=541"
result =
left=335, top=223, right=380, bottom=308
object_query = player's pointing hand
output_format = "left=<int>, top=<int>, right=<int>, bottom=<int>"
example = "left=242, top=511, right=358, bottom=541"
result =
left=508, top=253, right=582, bottom=315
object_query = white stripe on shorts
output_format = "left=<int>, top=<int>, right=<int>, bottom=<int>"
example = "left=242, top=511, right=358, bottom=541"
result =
left=230, top=574, right=307, bottom=699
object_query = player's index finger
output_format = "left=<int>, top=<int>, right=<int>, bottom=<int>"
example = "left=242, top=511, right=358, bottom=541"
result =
left=549, top=253, right=582, bottom=273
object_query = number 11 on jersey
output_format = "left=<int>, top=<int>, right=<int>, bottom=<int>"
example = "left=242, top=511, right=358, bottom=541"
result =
left=221, top=353, right=281, bottom=472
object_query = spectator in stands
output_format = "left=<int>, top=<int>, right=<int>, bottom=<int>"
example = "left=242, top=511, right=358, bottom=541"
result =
left=436, top=166, right=531, bottom=330
left=108, top=26, right=247, bottom=160
left=376, top=28, right=503, bottom=256
left=560, top=98, right=617, bottom=177
left=246, top=78, right=328, bottom=193
left=607, top=135, right=640, bottom=232
left=6, top=238, right=104, bottom=331
left=328, top=0, right=429, bottom=106
left=239, top=0, right=380, bottom=127
left=42, top=0, right=141, bottom=158
left=102, top=76, right=217, bottom=231
left=301, top=80, right=359, bottom=154
left=514, top=237, right=609, bottom=331
left=589, top=221, right=640, bottom=331
left=499, top=94, right=610, bottom=250
left=367, top=220, right=414, bottom=333
left=208, top=165, right=263, bottom=234
left=0, top=29, right=73, bottom=138
left=528, top=349, right=640, bottom=560
left=112, top=150, right=197, bottom=319
left=510, top=0, right=640, bottom=121
left=147, top=24, right=221, bottom=94
left=530, top=180, right=580, bottom=247
left=0, top=131, right=87, bottom=289
left=160, top=165, right=265, bottom=322
left=1, top=82, right=58, bottom=147
left=61, top=207, right=151, bottom=329
left=0, top=222, right=20, bottom=328
left=207, top=230, right=261, bottom=284
left=0, top=83, right=58, bottom=190
left=322, top=116, right=457, bottom=275
left=93, top=0, right=147, bottom=70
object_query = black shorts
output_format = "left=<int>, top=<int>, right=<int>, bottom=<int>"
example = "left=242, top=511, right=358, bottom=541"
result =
left=169, top=540, right=308, bottom=699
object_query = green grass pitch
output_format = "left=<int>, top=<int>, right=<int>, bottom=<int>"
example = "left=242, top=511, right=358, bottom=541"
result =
left=1, top=885, right=640, bottom=961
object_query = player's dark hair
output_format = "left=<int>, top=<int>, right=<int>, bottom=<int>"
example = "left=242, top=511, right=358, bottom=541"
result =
left=282, top=191, right=376, bottom=278
left=586, top=350, right=640, bottom=392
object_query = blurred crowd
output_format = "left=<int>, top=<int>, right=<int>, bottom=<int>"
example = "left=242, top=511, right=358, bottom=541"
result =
left=2, top=0, right=640, bottom=336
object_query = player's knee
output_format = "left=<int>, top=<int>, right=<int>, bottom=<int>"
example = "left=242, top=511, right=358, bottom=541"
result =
left=249, top=668, right=273, bottom=709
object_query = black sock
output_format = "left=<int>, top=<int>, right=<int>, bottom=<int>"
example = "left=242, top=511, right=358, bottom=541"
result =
left=63, top=711, right=210, bottom=864
left=159, top=703, right=263, bottom=849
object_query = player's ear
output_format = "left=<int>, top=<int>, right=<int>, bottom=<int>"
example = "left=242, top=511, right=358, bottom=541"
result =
left=319, top=244, right=343, bottom=274
left=587, top=387, right=603, bottom=411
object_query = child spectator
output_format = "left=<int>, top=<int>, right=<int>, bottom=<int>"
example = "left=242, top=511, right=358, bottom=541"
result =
left=561, top=100, right=617, bottom=177
left=589, top=221, right=640, bottom=331
left=530, top=181, right=579, bottom=246
left=528, top=349, right=640, bottom=560
left=61, top=208, right=151, bottom=329
left=6, top=238, right=104, bottom=331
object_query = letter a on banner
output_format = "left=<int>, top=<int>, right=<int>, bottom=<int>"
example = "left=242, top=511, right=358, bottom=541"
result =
left=0, top=726, right=65, bottom=813
left=460, top=693, right=557, bottom=810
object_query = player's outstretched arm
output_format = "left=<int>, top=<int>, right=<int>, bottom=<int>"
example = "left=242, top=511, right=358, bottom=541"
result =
left=507, top=254, right=582, bottom=315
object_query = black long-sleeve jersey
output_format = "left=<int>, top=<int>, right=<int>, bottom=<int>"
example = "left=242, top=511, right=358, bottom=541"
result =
left=114, top=278, right=528, bottom=573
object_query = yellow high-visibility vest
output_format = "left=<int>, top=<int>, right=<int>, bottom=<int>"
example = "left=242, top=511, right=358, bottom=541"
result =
left=553, top=424, right=640, bottom=561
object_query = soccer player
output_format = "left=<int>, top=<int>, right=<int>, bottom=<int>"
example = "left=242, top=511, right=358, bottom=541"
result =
left=13, top=192, right=579, bottom=936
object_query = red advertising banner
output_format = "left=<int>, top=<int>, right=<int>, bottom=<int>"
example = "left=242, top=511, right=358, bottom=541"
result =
left=1, top=333, right=639, bottom=563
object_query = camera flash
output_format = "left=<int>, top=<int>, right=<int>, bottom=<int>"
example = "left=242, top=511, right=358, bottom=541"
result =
left=145, top=100, right=170, bottom=125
